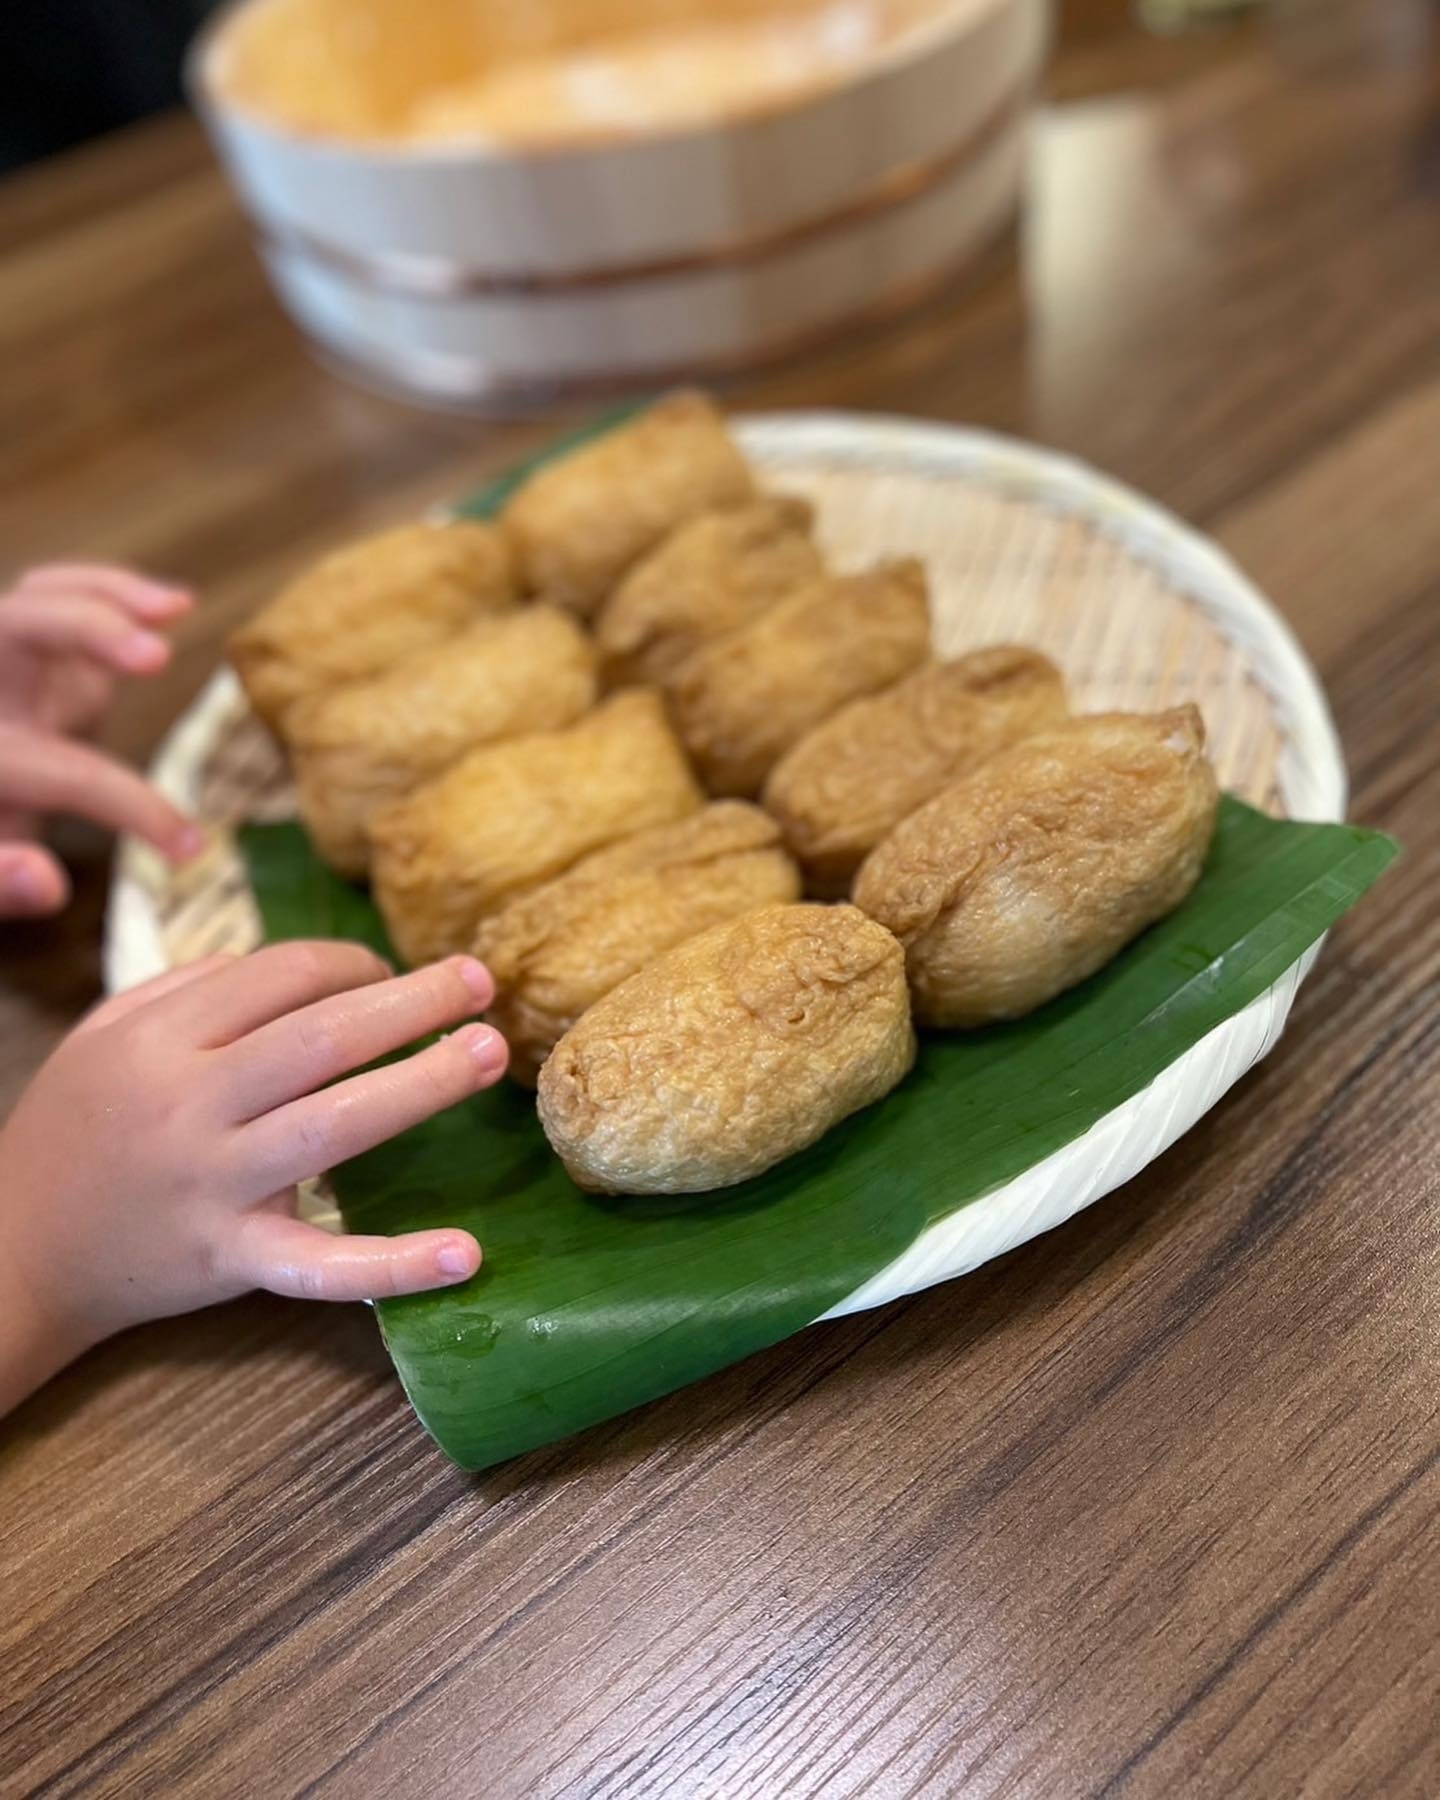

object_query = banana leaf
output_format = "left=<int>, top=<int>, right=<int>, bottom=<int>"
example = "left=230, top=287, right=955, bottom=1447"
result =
left=240, top=801, right=1396, bottom=1469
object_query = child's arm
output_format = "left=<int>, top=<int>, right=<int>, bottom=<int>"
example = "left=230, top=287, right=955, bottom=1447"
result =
left=0, top=563, right=200, bottom=915
left=0, top=944, right=507, bottom=1418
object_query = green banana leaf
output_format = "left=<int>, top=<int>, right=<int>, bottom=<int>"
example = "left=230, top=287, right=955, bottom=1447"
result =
left=235, top=407, right=1397, bottom=1468
left=240, top=801, right=1396, bottom=1469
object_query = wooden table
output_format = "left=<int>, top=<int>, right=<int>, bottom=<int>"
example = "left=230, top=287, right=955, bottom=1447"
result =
left=3, top=4, right=1438, bottom=1794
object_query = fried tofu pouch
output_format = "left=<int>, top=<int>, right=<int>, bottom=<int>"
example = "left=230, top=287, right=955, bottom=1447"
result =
left=287, top=607, right=597, bottom=878
left=853, top=707, right=1219, bottom=1027
left=595, top=496, right=823, bottom=687
left=370, top=690, right=703, bottom=967
left=475, top=802, right=801, bottom=1085
left=668, top=559, right=932, bottom=797
left=763, top=646, right=1068, bottom=890
left=230, top=520, right=515, bottom=734
left=537, top=903, right=915, bottom=1194
left=501, top=391, right=754, bottom=617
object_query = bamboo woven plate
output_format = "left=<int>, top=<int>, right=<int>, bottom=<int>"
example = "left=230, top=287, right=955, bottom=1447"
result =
left=104, top=413, right=1345, bottom=1315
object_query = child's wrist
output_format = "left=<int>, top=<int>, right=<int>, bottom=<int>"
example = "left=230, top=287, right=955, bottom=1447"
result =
left=0, top=1270, right=96, bottom=1417
left=0, top=1184, right=100, bottom=1417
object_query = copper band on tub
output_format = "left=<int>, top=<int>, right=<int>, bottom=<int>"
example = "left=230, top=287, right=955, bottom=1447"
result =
left=301, top=213, right=1021, bottom=412
left=250, top=85, right=1030, bottom=299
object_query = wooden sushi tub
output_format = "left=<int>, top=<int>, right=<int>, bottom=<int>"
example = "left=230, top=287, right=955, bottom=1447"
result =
left=188, top=0, right=1051, bottom=405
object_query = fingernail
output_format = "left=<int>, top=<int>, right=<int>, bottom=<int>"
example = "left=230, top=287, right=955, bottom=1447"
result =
left=2, top=863, right=46, bottom=907
left=453, top=1022, right=508, bottom=1075
left=118, top=631, right=168, bottom=672
left=174, top=824, right=206, bottom=861
left=453, top=955, right=494, bottom=1006
left=436, top=1238, right=478, bottom=1279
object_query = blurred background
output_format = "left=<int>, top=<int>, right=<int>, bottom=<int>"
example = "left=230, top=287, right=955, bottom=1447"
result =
left=0, top=0, right=219, bottom=173
left=1, top=0, right=1260, bottom=174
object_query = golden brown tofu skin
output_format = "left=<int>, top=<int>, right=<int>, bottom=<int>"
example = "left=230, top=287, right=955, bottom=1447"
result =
left=763, top=647, right=1068, bottom=891
left=595, top=496, right=823, bottom=688
left=501, top=392, right=754, bottom=617
left=537, top=903, right=915, bottom=1194
left=230, top=520, right=515, bottom=734
left=852, top=707, right=1219, bottom=1027
left=667, top=559, right=932, bottom=798
left=287, top=607, right=597, bottom=879
left=475, top=802, right=801, bottom=1086
left=369, top=690, right=703, bottom=967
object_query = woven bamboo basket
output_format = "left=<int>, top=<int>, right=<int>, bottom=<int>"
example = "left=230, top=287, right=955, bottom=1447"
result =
left=104, top=414, right=1344, bottom=1314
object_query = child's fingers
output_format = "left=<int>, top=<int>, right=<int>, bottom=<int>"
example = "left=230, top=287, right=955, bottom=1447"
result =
left=174, top=939, right=395, bottom=1046
left=0, top=724, right=203, bottom=861
left=16, top=564, right=193, bottom=623
left=232, top=1214, right=481, bottom=1303
left=239, top=1024, right=508, bottom=1191
left=0, top=591, right=173, bottom=676
left=73, top=953, right=239, bottom=1036
left=0, top=842, right=70, bottom=919
left=224, top=955, right=496, bottom=1121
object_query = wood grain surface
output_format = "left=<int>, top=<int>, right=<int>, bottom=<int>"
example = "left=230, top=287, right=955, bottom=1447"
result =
left=2, top=3, right=1438, bottom=1795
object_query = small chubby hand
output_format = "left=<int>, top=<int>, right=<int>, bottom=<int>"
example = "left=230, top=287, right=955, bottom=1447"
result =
left=0, top=562, right=202, bottom=918
left=0, top=943, right=508, bottom=1414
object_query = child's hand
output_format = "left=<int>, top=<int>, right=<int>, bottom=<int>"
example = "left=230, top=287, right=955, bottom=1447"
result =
left=0, top=944, right=507, bottom=1415
left=0, top=563, right=202, bottom=919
